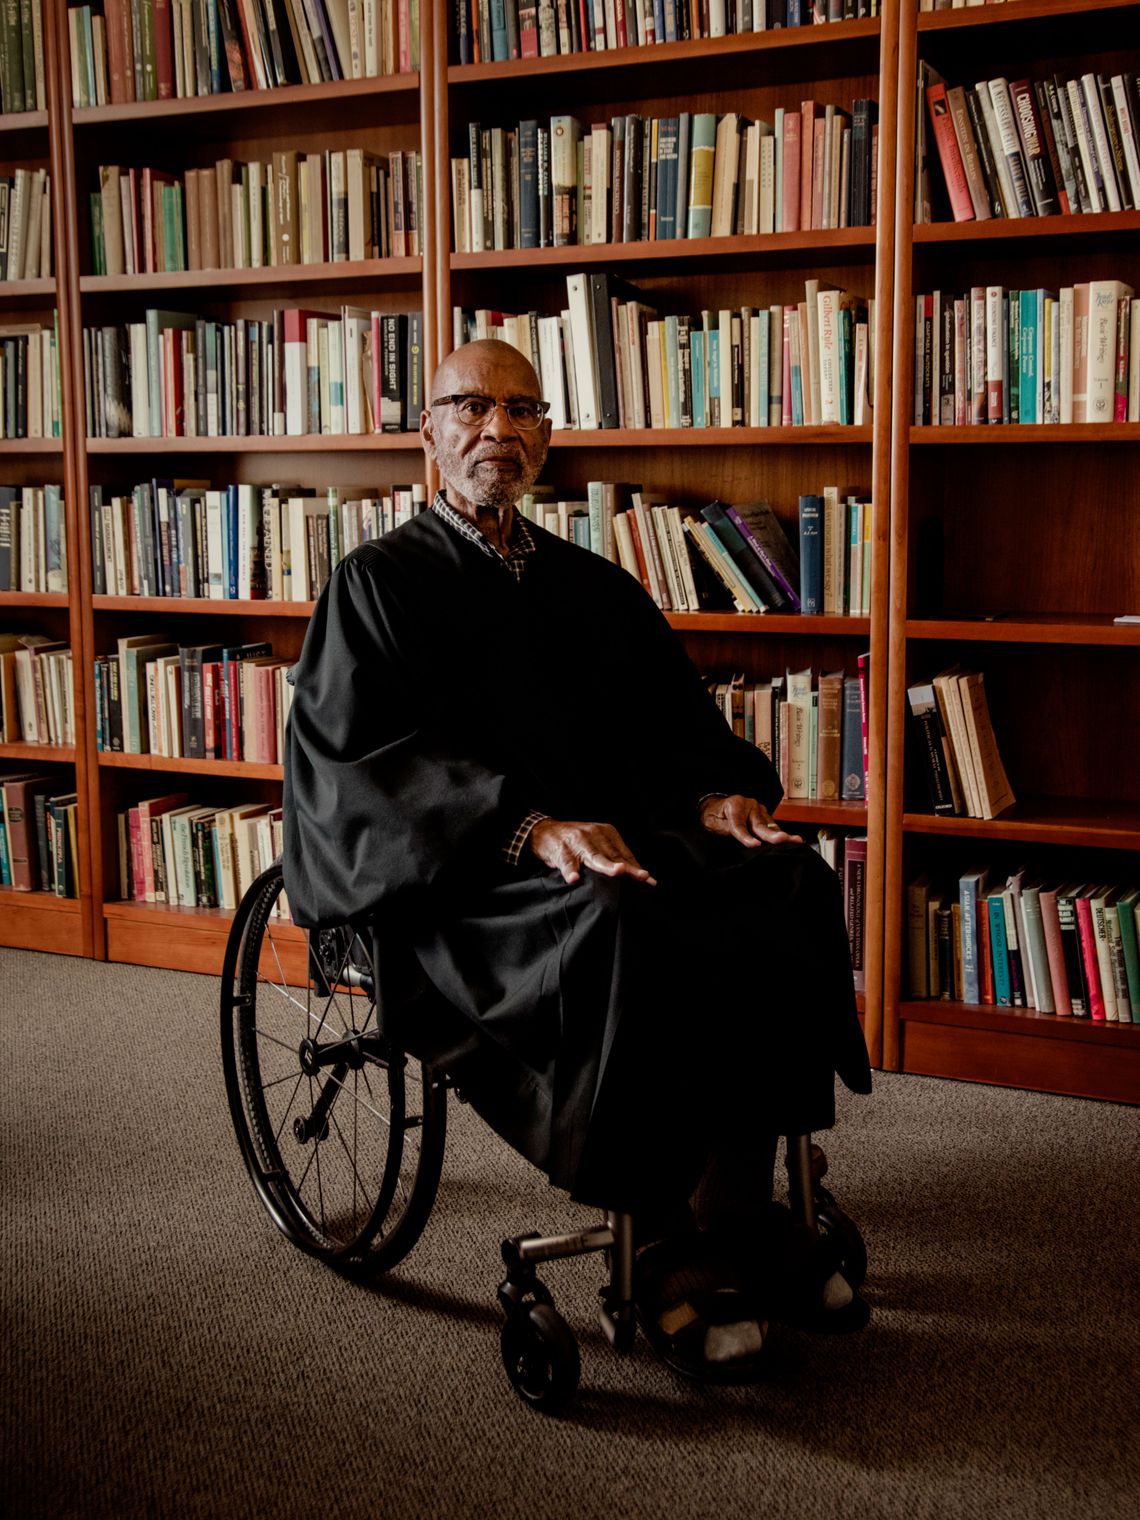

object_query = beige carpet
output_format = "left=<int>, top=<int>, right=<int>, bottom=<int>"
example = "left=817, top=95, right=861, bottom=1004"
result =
left=2, top=947, right=1138, bottom=1520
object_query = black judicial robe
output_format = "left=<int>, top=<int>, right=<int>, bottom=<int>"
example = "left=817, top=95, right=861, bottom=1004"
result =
left=283, top=510, right=871, bottom=1210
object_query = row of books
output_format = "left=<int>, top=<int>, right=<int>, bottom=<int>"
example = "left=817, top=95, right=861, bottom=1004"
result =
left=93, top=633, right=290, bottom=759
left=0, top=320, right=61, bottom=438
left=116, top=792, right=287, bottom=912
left=0, top=634, right=75, bottom=746
left=908, top=869, right=1140, bottom=1023
left=0, top=486, right=67, bottom=593
left=922, top=67, right=1140, bottom=225
left=69, top=0, right=419, bottom=108
left=0, top=169, right=53, bottom=280
left=451, top=0, right=879, bottom=64
left=906, top=668, right=1014, bottom=821
left=90, top=480, right=428, bottom=601
left=914, top=281, right=1138, bottom=427
left=91, top=150, right=423, bottom=276
left=815, top=827, right=868, bottom=991
left=451, top=100, right=877, bottom=253
left=0, top=773, right=78, bottom=897
left=456, top=273, right=874, bottom=431
left=0, top=0, right=45, bottom=113
left=708, top=663, right=868, bottom=802
left=83, top=307, right=424, bottom=438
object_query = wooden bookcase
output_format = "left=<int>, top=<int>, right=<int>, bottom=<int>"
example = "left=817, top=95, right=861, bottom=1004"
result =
left=0, top=0, right=93, bottom=957
left=50, top=0, right=433, bottom=970
left=439, top=5, right=901, bottom=1065
left=883, top=0, right=1140, bottom=1102
left=22, top=0, right=1140, bottom=1110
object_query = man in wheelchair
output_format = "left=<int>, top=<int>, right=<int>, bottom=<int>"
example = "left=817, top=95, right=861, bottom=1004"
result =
left=282, top=338, right=872, bottom=1386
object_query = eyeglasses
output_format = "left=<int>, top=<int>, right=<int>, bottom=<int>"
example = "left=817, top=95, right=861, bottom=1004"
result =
left=430, top=393, right=551, bottom=431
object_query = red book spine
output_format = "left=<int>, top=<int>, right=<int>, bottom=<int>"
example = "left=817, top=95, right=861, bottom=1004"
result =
left=203, top=663, right=216, bottom=758
left=979, top=895, right=994, bottom=1004
left=926, top=81, right=975, bottom=222
left=104, top=0, right=127, bottom=104
left=1040, top=888, right=1072, bottom=1016
left=255, top=666, right=276, bottom=764
left=227, top=665, right=242, bottom=761
left=623, top=509, right=653, bottom=595
left=782, top=110, right=801, bottom=233
left=398, top=0, right=411, bottom=74
left=1074, top=894, right=1105, bottom=1020
left=128, top=807, right=145, bottom=900
left=614, top=0, right=628, bottom=47
left=153, top=0, right=174, bottom=99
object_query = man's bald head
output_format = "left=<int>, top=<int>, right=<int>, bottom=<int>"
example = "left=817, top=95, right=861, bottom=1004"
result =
left=421, top=341, right=551, bottom=515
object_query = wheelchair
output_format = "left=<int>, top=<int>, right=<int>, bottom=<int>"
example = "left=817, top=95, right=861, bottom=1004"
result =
left=221, top=860, right=868, bottom=1413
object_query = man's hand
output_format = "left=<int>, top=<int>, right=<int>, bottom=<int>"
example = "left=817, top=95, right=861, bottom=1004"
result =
left=698, top=794, right=803, bottom=847
left=529, top=820, right=657, bottom=887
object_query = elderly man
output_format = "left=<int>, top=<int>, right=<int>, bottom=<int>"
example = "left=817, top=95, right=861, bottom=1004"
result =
left=283, top=339, right=871, bottom=1380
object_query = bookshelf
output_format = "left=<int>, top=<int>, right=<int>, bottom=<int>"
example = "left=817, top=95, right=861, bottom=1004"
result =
left=48, top=0, right=432, bottom=967
left=441, top=7, right=901, bottom=1062
left=0, top=0, right=92, bottom=955
left=884, top=0, right=1140, bottom=1103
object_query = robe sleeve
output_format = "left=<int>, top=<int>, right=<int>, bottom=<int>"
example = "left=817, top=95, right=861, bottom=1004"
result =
left=282, top=547, right=520, bottom=928
left=606, top=563, right=785, bottom=818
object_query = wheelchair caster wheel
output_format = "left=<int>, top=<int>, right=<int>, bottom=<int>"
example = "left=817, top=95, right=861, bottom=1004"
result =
left=815, top=1199, right=868, bottom=1291
left=500, top=1303, right=580, bottom=1414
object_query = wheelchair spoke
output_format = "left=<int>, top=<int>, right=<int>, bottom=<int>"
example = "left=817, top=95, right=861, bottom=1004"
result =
left=254, top=1027, right=298, bottom=1054
left=261, top=1070, right=302, bottom=1090
left=272, top=1071, right=306, bottom=1148
left=320, top=1069, right=391, bottom=1127
left=328, top=1108, right=369, bottom=1226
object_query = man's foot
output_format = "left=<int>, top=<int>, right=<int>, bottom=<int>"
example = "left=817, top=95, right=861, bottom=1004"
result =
left=730, top=1205, right=871, bottom=1335
left=634, top=1232, right=769, bottom=1385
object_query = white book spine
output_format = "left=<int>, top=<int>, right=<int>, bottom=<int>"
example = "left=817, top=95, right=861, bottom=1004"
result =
left=1080, top=74, right=1121, bottom=213
left=1066, top=79, right=1104, bottom=213
left=1059, top=286, right=1074, bottom=424
left=565, top=273, right=599, bottom=429
left=1086, top=280, right=1130, bottom=421
left=1111, top=75, right=1140, bottom=207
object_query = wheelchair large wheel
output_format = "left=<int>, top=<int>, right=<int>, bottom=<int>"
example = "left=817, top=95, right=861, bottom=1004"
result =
left=221, top=863, right=446, bottom=1274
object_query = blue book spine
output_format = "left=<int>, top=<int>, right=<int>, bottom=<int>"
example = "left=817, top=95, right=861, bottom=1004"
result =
left=519, top=121, right=539, bottom=249
left=788, top=0, right=804, bottom=22
left=226, top=486, right=238, bottom=601
left=790, top=347, right=804, bottom=426
left=989, top=894, right=1011, bottom=1005
left=0, top=815, right=9, bottom=885
left=490, top=0, right=509, bottom=61
left=691, top=331, right=705, bottom=427
left=662, top=0, right=676, bottom=43
left=959, top=872, right=982, bottom=1005
left=757, top=313, right=769, bottom=427
left=93, top=660, right=104, bottom=752
left=455, top=0, right=472, bottom=63
left=657, top=118, right=678, bottom=241
left=840, top=676, right=864, bottom=799
left=798, top=495, right=822, bottom=613
left=1019, top=289, right=1035, bottom=424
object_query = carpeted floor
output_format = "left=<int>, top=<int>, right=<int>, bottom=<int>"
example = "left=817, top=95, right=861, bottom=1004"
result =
left=2, top=946, right=1138, bottom=1520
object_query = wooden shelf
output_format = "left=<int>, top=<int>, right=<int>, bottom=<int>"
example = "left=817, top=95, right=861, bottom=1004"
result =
left=0, top=110, right=48, bottom=133
left=98, top=752, right=282, bottom=780
left=900, top=999, right=1140, bottom=1047
left=776, top=799, right=868, bottom=827
left=917, top=0, right=1139, bottom=33
left=913, top=209, right=1140, bottom=246
left=452, top=228, right=876, bottom=271
left=905, top=614, right=1140, bottom=647
left=86, top=433, right=424, bottom=454
left=449, top=19, right=881, bottom=85
left=92, top=595, right=315, bottom=617
left=911, top=424, right=1140, bottom=445
left=897, top=997, right=1140, bottom=1105
left=103, top=897, right=304, bottom=976
left=72, top=72, right=419, bottom=127
left=0, top=890, right=84, bottom=955
left=81, top=259, right=422, bottom=295
left=0, top=277, right=57, bottom=302
left=549, top=426, right=872, bottom=448
left=667, top=612, right=870, bottom=635
left=0, top=591, right=69, bottom=608
left=0, top=438, right=63, bottom=454
left=0, top=741, right=75, bottom=762
left=903, top=798, right=1140, bottom=851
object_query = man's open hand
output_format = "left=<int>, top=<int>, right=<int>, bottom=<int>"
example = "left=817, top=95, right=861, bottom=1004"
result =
left=698, top=794, right=802, bottom=847
left=529, top=821, right=657, bottom=887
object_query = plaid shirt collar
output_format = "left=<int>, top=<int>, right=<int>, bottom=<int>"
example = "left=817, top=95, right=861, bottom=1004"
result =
left=431, top=491, right=537, bottom=581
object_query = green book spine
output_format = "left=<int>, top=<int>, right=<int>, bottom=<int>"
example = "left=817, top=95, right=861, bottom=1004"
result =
left=82, top=6, right=97, bottom=106
left=3, top=0, right=24, bottom=111
left=18, top=0, right=33, bottom=112
left=1115, top=892, right=1140, bottom=1022
left=90, top=192, right=106, bottom=274
left=140, top=0, right=156, bottom=100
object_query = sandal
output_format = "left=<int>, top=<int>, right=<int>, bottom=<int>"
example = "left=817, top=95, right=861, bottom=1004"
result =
left=634, top=1231, right=769, bottom=1385
left=733, top=1205, right=871, bottom=1335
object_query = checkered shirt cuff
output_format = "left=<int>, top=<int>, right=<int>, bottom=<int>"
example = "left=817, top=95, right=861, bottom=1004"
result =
left=504, top=810, right=549, bottom=866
